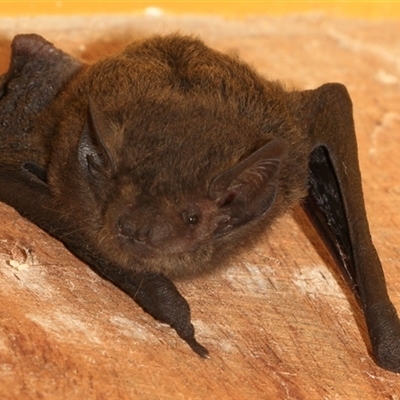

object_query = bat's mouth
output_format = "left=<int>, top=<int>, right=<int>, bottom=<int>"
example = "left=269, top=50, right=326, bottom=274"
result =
left=117, top=232, right=206, bottom=259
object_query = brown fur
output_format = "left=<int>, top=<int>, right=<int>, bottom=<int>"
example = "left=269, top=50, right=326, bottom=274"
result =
left=35, top=34, right=311, bottom=277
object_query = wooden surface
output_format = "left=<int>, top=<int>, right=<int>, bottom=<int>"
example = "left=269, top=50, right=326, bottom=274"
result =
left=1, top=13, right=400, bottom=399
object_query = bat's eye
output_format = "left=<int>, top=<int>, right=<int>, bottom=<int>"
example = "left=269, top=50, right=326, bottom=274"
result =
left=181, top=204, right=201, bottom=225
left=181, top=211, right=199, bottom=225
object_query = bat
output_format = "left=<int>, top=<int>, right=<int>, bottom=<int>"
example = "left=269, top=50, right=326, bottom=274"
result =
left=0, top=33, right=399, bottom=371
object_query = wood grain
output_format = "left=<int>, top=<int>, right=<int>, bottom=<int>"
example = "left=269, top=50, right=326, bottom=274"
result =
left=0, top=14, right=400, bottom=399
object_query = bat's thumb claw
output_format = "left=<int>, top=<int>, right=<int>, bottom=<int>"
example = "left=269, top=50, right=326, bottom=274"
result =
left=188, top=339, right=210, bottom=358
left=187, top=338, right=210, bottom=358
left=174, top=321, right=209, bottom=358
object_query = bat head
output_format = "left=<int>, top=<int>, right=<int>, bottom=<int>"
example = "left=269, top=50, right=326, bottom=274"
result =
left=71, top=99, right=285, bottom=277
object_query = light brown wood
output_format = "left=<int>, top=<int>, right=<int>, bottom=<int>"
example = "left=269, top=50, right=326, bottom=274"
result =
left=1, top=14, right=400, bottom=399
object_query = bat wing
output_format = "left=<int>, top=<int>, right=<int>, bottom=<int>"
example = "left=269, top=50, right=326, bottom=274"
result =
left=0, top=34, right=81, bottom=114
left=0, top=35, right=207, bottom=357
left=0, top=34, right=82, bottom=164
left=290, top=83, right=400, bottom=372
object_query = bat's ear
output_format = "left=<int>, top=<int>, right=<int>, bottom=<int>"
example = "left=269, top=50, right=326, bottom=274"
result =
left=78, top=99, right=115, bottom=180
left=209, top=138, right=285, bottom=236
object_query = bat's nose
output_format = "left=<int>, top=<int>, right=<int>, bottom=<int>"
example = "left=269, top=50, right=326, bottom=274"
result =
left=117, top=215, right=151, bottom=243
left=135, top=226, right=152, bottom=242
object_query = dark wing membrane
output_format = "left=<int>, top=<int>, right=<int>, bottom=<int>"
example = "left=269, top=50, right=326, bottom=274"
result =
left=302, top=145, right=357, bottom=295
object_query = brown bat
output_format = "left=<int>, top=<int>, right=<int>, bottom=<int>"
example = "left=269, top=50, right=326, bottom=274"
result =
left=0, top=33, right=399, bottom=371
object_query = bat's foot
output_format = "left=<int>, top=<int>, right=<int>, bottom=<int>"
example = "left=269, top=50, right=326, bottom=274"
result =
left=367, top=302, right=400, bottom=373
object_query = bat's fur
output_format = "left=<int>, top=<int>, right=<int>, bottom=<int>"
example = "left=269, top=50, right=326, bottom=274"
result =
left=36, top=34, right=310, bottom=277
